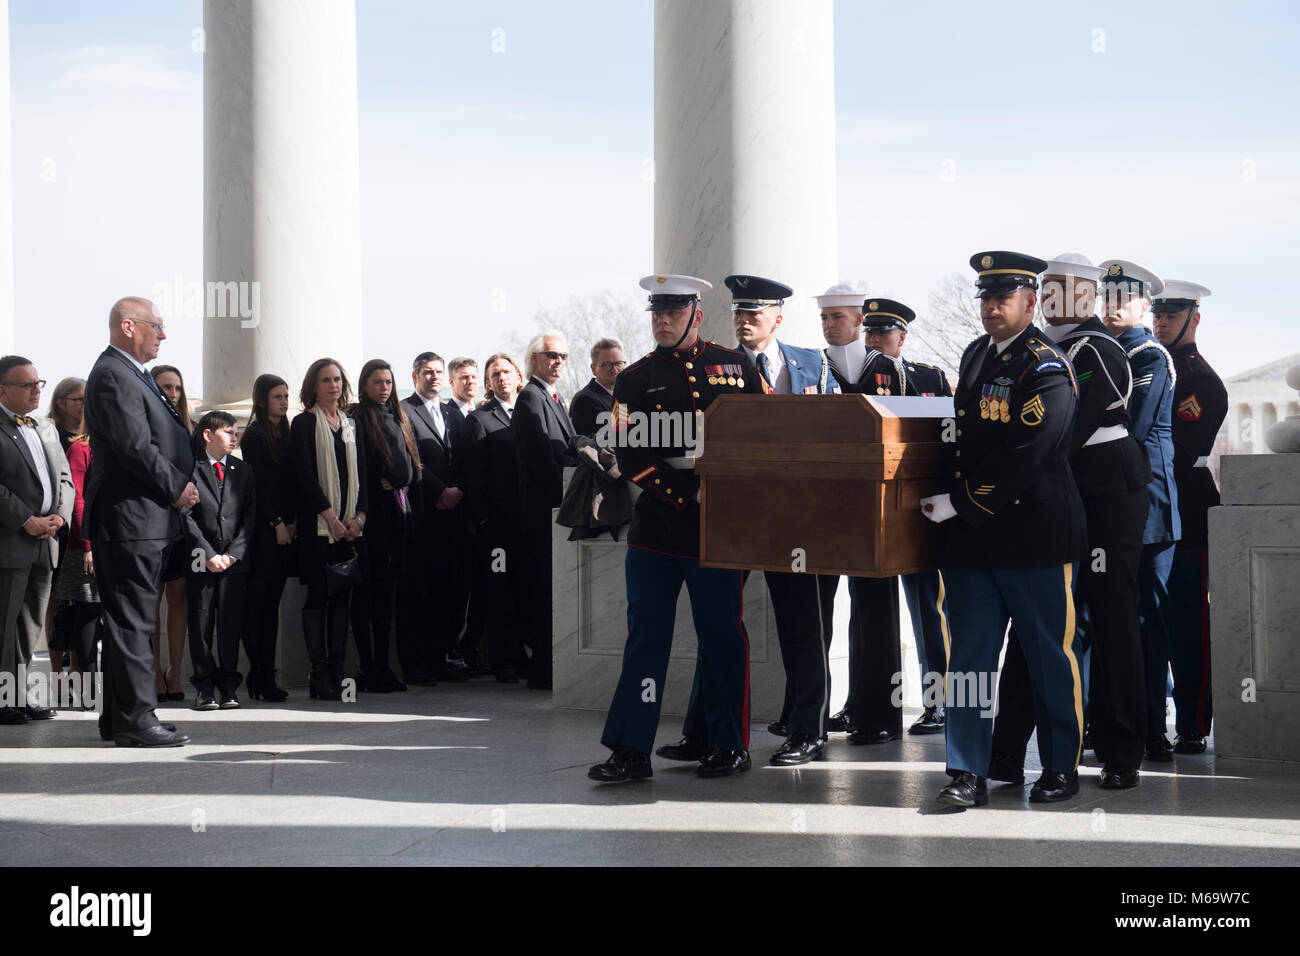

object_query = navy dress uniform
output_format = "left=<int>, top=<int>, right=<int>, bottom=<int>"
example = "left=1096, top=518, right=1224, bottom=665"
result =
left=864, top=298, right=955, bottom=738
left=1101, top=260, right=1182, bottom=763
left=1154, top=281, right=1225, bottom=752
left=672, top=275, right=842, bottom=767
left=990, top=254, right=1153, bottom=789
left=589, top=275, right=764, bottom=783
left=927, top=251, right=1088, bottom=808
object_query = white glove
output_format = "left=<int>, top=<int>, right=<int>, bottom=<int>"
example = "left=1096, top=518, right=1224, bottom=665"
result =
left=920, top=493, right=956, bottom=523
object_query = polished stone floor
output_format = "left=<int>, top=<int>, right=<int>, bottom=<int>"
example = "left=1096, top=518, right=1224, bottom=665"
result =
left=2, top=673, right=1298, bottom=867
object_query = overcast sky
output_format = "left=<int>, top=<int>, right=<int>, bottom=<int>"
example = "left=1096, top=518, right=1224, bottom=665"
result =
left=8, top=0, right=1299, bottom=398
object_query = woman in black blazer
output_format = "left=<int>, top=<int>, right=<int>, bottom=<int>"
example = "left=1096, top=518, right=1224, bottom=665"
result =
left=348, top=359, right=421, bottom=693
left=240, top=373, right=296, bottom=701
left=290, top=358, right=368, bottom=701
left=465, top=353, right=529, bottom=682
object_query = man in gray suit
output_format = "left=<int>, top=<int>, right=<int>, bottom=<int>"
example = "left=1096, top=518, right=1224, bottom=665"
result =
left=0, top=356, right=73, bottom=723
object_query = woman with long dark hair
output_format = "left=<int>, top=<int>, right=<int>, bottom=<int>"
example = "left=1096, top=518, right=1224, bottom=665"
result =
left=151, top=364, right=193, bottom=702
left=349, top=359, right=421, bottom=693
left=49, top=422, right=102, bottom=708
left=240, top=373, right=296, bottom=701
left=291, top=358, right=367, bottom=701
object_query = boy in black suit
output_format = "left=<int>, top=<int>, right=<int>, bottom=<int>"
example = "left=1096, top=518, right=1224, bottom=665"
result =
left=184, top=411, right=255, bottom=710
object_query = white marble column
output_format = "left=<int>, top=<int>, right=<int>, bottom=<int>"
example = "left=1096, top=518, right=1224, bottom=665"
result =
left=654, top=0, right=838, bottom=345
left=0, top=0, right=14, bottom=356
left=203, top=0, right=363, bottom=410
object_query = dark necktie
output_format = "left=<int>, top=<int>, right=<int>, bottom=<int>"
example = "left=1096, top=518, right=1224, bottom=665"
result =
left=756, top=353, right=772, bottom=389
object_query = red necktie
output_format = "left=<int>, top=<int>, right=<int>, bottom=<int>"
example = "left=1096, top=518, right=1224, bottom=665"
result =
left=213, top=461, right=224, bottom=482
left=553, top=392, right=560, bottom=404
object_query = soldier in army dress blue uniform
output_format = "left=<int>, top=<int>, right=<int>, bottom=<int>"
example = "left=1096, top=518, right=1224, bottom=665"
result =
left=588, top=275, right=764, bottom=783
left=923, top=251, right=1089, bottom=808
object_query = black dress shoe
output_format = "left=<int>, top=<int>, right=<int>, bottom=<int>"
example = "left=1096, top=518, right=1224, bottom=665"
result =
left=218, top=692, right=241, bottom=710
left=767, top=721, right=789, bottom=737
left=0, top=706, right=28, bottom=724
left=114, top=725, right=190, bottom=747
left=1173, top=736, right=1207, bottom=755
left=1099, top=766, right=1139, bottom=789
left=194, top=693, right=219, bottom=712
left=101, top=722, right=178, bottom=742
left=1145, top=734, right=1174, bottom=763
left=826, top=710, right=857, bottom=734
left=588, top=746, right=652, bottom=782
left=987, top=751, right=1025, bottom=785
left=405, top=668, right=439, bottom=687
left=769, top=733, right=827, bottom=766
left=848, top=727, right=900, bottom=745
left=937, top=772, right=987, bottom=808
left=655, top=735, right=711, bottom=761
left=22, top=705, right=56, bottom=720
left=495, top=668, right=520, bottom=684
left=1029, top=770, right=1080, bottom=803
left=526, top=679, right=552, bottom=690
left=697, top=748, right=751, bottom=778
left=908, top=705, right=945, bottom=735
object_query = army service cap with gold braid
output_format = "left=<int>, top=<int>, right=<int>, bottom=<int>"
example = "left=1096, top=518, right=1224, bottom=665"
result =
left=861, top=297, right=916, bottom=332
left=969, top=250, right=1049, bottom=297
left=639, top=274, right=712, bottom=312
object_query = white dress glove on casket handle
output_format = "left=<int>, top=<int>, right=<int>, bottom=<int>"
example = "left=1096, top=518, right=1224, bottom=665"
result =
left=920, top=493, right=956, bottom=524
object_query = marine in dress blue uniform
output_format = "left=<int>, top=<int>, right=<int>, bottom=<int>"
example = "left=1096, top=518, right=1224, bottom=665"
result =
left=925, top=251, right=1088, bottom=809
left=989, top=254, right=1153, bottom=790
left=588, top=275, right=764, bottom=783
left=1099, top=260, right=1181, bottom=764
left=670, top=275, right=842, bottom=768
left=861, top=296, right=954, bottom=739
left=1153, top=280, right=1225, bottom=754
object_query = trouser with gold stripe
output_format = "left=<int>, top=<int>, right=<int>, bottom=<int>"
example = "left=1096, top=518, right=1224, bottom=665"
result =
left=941, top=564, right=1083, bottom=777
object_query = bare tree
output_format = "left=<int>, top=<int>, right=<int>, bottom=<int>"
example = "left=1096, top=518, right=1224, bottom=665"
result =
left=511, top=289, right=654, bottom=399
left=906, top=272, right=986, bottom=380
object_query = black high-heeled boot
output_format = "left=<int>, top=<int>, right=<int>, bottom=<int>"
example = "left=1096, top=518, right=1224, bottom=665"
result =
left=303, top=607, right=339, bottom=701
left=327, top=603, right=351, bottom=698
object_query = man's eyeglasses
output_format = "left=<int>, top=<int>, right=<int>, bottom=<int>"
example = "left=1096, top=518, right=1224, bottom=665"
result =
left=2, top=380, right=46, bottom=391
left=132, top=318, right=166, bottom=334
left=598, top=361, right=626, bottom=371
left=543, top=351, right=568, bottom=361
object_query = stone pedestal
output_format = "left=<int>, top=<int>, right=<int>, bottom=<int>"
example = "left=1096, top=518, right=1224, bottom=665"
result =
left=654, top=0, right=837, bottom=345
left=553, top=517, right=787, bottom=721
left=1208, top=454, right=1300, bottom=761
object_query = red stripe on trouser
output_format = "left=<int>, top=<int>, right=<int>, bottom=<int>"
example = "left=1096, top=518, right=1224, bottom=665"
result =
left=1197, top=549, right=1212, bottom=734
left=737, top=570, right=750, bottom=749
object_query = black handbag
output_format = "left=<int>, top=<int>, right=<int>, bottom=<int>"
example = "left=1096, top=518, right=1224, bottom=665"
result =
left=325, top=543, right=361, bottom=596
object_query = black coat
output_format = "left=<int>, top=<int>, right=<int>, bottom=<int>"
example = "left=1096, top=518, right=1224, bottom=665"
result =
left=83, top=347, right=195, bottom=542
left=568, top=377, right=615, bottom=438
left=942, top=325, right=1088, bottom=569
left=351, top=403, right=418, bottom=559
left=402, top=393, right=466, bottom=564
left=1170, top=343, right=1228, bottom=549
left=289, top=410, right=369, bottom=545
left=183, top=455, right=255, bottom=574
left=239, top=418, right=296, bottom=573
left=465, top=398, right=521, bottom=535
left=514, top=376, right=576, bottom=533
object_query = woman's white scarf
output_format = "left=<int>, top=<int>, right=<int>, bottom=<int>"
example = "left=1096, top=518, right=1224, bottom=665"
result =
left=308, top=404, right=359, bottom=542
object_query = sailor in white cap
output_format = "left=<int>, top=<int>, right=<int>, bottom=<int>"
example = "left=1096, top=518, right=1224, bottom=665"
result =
left=990, top=254, right=1154, bottom=790
left=1098, top=258, right=1181, bottom=765
left=1152, top=280, right=1225, bottom=755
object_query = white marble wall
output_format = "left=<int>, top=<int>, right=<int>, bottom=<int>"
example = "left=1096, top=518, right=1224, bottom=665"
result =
left=654, top=0, right=837, bottom=346
left=0, top=1, right=14, bottom=355
left=1208, top=454, right=1300, bottom=762
left=202, top=0, right=364, bottom=410
left=553, top=518, right=788, bottom=720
